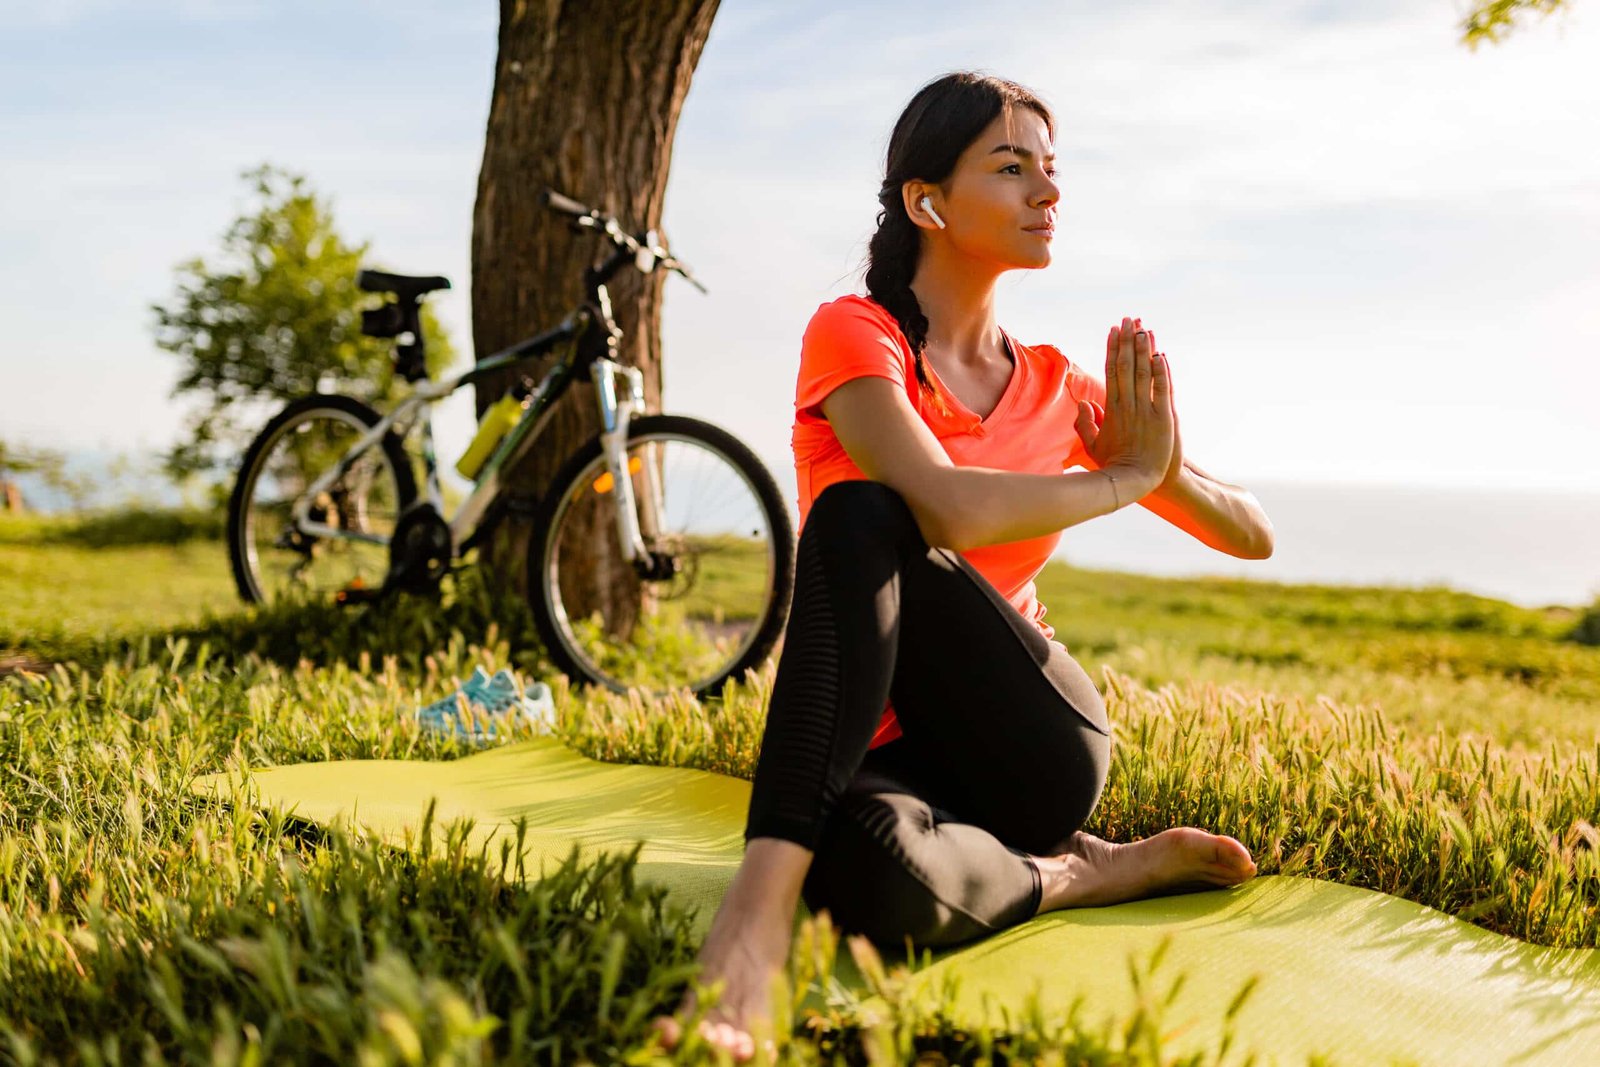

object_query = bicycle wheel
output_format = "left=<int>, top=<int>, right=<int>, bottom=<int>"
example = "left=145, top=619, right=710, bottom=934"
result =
left=228, top=394, right=416, bottom=604
left=528, top=414, right=795, bottom=701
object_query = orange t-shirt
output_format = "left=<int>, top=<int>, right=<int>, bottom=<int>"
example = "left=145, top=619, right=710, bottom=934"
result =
left=791, top=293, right=1109, bottom=749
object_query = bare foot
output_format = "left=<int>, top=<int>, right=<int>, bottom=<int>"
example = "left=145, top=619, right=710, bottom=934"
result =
left=649, top=838, right=812, bottom=1063
left=649, top=899, right=788, bottom=1063
left=1035, top=827, right=1258, bottom=913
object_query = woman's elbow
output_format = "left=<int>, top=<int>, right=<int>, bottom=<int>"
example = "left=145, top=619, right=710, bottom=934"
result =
left=1244, top=521, right=1276, bottom=560
left=909, top=496, right=967, bottom=552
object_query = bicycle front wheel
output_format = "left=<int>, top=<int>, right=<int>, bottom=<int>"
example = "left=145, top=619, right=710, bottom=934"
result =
left=228, top=394, right=416, bottom=604
left=527, top=414, right=795, bottom=701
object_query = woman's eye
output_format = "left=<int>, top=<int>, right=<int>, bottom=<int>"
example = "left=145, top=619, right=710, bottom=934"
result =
left=1002, top=163, right=1056, bottom=178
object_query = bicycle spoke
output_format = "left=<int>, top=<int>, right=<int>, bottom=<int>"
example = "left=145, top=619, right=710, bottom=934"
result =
left=535, top=424, right=788, bottom=698
left=233, top=401, right=406, bottom=605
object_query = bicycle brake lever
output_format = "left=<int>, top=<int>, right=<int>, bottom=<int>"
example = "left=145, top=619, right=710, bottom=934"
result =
left=668, top=259, right=708, bottom=294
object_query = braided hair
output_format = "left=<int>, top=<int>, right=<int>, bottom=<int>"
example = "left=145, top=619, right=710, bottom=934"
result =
left=864, top=71, right=1055, bottom=415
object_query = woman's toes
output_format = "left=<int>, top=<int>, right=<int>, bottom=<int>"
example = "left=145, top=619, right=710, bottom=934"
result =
left=654, top=1013, right=760, bottom=1061
left=1213, top=837, right=1257, bottom=878
left=732, top=1029, right=756, bottom=1060
left=1231, top=842, right=1257, bottom=872
left=701, top=1019, right=754, bottom=1060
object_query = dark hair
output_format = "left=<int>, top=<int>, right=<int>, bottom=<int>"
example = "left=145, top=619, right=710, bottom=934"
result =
left=864, top=71, right=1055, bottom=415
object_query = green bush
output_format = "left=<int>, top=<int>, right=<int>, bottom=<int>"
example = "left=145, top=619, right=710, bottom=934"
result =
left=1567, top=597, right=1600, bottom=647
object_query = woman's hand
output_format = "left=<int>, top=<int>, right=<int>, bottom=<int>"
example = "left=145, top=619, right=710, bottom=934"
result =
left=1072, top=316, right=1174, bottom=500
left=1151, top=327, right=1184, bottom=491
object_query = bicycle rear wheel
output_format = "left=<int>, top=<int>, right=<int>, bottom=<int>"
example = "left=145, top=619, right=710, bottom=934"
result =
left=228, top=394, right=416, bottom=604
left=527, top=414, right=795, bottom=701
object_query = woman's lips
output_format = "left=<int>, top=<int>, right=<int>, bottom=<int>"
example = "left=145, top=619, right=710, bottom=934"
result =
left=1024, top=226, right=1054, bottom=239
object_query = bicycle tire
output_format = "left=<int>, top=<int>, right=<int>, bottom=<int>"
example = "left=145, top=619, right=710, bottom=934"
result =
left=228, top=393, right=417, bottom=604
left=527, top=414, right=795, bottom=701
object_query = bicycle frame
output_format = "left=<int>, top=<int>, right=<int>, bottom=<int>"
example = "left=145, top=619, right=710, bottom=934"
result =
left=290, top=291, right=664, bottom=567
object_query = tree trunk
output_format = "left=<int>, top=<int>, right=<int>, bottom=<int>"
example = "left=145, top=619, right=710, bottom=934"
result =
left=470, top=0, right=720, bottom=630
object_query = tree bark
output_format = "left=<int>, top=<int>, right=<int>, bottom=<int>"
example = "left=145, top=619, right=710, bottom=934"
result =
left=470, top=0, right=720, bottom=620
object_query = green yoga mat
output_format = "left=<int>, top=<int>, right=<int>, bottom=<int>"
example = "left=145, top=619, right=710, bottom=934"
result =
left=191, top=737, right=1600, bottom=1066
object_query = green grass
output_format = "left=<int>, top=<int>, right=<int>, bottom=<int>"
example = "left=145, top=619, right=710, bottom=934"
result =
left=2, top=508, right=1598, bottom=1063
left=0, top=540, right=234, bottom=655
left=0, top=506, right=227, bottom=549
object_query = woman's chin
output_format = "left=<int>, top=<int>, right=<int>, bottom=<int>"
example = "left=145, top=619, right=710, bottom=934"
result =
left=991, top=242, right=1052, bottom=272
left=1015, top=237, right=1053, bottom=268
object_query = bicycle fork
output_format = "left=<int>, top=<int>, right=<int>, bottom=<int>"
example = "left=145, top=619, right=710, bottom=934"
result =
left=591, top=356, right=664, bottom=566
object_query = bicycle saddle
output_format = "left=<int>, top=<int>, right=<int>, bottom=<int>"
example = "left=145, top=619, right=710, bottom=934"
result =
left=357, top=269, right=452, bottom=301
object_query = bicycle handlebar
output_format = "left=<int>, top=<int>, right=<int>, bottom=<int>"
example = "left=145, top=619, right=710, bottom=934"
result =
left=540, top=188, right=707, bottom=293
left=543, top=189, right=592, bottom=218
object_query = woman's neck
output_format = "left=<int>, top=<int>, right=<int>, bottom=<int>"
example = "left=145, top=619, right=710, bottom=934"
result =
left=907, top=246, right=1006, bottom=366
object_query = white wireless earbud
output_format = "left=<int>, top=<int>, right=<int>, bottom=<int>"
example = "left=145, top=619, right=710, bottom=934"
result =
left=920, top=196, right=947, bottom=230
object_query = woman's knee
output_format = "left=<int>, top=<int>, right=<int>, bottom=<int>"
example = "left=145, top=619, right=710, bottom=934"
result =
left=806, top=480, right=923, bottom=550
left=1006, top=727, right=1111, bottom=855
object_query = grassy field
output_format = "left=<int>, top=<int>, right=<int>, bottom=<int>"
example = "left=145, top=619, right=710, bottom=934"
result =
left=2, top=510, right=1598, bottom=1064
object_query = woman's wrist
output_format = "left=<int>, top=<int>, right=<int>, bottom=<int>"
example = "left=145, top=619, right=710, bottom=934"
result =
left=1102, top=465, right=1160, bottom=510
left=1100, top=469, right=1122, bottom=513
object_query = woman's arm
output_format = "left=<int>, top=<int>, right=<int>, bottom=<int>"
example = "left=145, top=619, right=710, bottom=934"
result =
left=1069, top=330, right=1273, bottom=560
left=1135, top=458, right=1275, bottom=559
left=821, top=377, right=1164, bottom=553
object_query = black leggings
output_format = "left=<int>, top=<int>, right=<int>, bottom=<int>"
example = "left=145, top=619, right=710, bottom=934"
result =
left=745, top=479, right=1112, bottom=950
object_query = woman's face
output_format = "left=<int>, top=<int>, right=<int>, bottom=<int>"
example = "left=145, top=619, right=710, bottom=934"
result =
left=919, top=107, right=1059, bottom=270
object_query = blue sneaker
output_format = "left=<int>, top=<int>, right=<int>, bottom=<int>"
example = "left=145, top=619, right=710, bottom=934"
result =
left=415, top=666, right=489, bottom=736
left=413, top=665, right=490, bottom=720
left=416, top=667, right=557, bottom=744
left=459, top=665, right=493, bottom=699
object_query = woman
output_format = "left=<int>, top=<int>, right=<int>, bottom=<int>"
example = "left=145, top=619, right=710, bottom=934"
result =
left=653, top=71, right=1273, bottom=1062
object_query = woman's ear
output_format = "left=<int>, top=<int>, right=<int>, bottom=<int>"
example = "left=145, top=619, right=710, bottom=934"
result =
left=903, top=183, right=945, bottom=231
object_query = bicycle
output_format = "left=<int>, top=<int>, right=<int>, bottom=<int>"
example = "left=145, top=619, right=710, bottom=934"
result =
left=227, top=189, right=796, bottom=701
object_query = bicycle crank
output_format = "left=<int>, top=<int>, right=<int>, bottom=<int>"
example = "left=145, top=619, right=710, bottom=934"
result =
left=386, top=503, right=454, bottom=595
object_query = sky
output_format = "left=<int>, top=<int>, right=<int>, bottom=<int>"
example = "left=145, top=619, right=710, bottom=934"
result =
left=3, top=0, right=1598, bottom=510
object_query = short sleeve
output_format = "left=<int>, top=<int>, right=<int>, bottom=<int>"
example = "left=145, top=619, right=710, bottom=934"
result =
left=1063, top=360, right=1108, bottom=471
left=795, top=296, right=908, bottom=419
left=1071, top=362, right=1107, bottom=409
